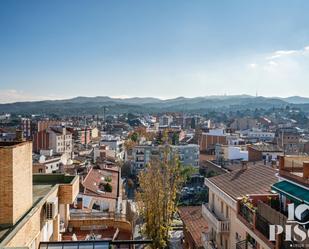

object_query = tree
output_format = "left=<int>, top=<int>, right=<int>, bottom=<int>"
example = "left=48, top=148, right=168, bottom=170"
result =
left=136, top=147, right=187, bottom=249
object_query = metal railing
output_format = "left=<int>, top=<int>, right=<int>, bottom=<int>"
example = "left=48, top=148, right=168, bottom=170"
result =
left=202, top=204, right=230, bottom=233
left=239, top=202, right=254, bottom=225
left=70, top=211, right=128, bottom=222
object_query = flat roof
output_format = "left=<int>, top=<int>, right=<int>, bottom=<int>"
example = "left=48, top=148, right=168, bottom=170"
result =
left=0, top=174, right=77, bottom=243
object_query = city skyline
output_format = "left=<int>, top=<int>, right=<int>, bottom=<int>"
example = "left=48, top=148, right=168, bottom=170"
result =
left=1, top=0, right=309, bottom=102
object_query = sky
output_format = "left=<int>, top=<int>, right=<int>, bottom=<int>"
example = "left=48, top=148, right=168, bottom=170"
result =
left=1, top=0, right=309, bottom=103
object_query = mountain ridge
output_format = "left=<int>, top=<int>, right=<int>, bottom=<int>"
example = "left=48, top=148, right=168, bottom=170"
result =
left=1, top=95, right=309, bottom=115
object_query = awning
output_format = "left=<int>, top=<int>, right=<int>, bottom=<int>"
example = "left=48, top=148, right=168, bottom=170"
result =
left=271, top=180, right=309, bottom=205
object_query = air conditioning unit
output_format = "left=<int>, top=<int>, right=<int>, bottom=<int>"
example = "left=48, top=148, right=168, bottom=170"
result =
left=45, top=197, right=58, bottom=220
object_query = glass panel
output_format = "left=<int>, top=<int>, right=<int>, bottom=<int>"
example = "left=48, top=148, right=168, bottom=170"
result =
left=47, top=244, right=63, bottom=249
left=94, top=242, right=110, bottom=249
left=63, top=243, right=79, bottom=249
left=78, top=242, right=94, bottom=249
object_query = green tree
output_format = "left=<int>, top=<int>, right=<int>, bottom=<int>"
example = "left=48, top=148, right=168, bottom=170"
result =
left=136, top=147, right=186, bottom=248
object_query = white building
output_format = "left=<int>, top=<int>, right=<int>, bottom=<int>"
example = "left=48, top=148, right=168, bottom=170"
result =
left=216, top=145, right=248, bottom=162
left=100, top=135, right=125, bottom=160
left=49, top=126, right=73, bottom=156
left=159, top=114, right=173, bottom=127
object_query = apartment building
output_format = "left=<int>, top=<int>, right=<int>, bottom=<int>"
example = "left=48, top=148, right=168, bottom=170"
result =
left=239, top=129, right=275, bottom=143
left=69, top=127, right=92, bottom=145
left=159, top=114, right=173, bottom=127
left=0, top=141, right=79, bottom=249
left=100, top=135, right=125, bottom=160
left=202, top=164, right=277, bottom=249
left=20, top=118, right=33, bottom=139
left=247, top=142, right=283, bottom=162
left=215, top=144, right=248, bottom=162
left=199, top=129, right=228, bottom=153
left=229, top=118, right=259, bottom=131
left=235, top=156, right=309, bottom=249
left=132, top=143, right=199, bottom=173
left=170, top=144, right=200, bottom=167
left=276, top=127, right=300, bottom=154
left=33, top=126, right=73, bottom=157
left=33, top=150, right=68, bottom=174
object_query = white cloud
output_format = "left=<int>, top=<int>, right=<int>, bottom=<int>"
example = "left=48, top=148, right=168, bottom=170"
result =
left=266, top=50, right=298, bottom=60
left=0, top=89, right=65, bottom=103
left=266, top=45, right=309, bottom=60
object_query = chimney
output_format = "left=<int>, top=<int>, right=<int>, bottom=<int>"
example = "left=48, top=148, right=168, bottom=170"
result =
left=242, top=160, right=248, bottom=170
left=279, top=156, right=285, bottom=170
left=15, top=129, right=24, bottom=142
left=76, top=197, right=83, bottom=209
left=303, top=161, right=309, bottom=179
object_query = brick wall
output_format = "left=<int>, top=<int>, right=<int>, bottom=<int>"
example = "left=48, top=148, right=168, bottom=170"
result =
left=0, top=141, right=33, bottom=225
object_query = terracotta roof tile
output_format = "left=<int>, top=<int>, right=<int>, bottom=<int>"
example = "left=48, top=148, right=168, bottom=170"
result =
left=178, top=206, right=208, bottom=248
left=207, top=164, right=278, bottom=200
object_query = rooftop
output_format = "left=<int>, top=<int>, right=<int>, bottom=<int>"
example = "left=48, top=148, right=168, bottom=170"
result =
left=82, top=168, right=119, bottom=199
left=207, top=164, right=278, bottom=200
left=248, top=142, right=282, bottom=152
left=0, top=174, right=77, bottom=243
left=178, top=206, right=208, bottom=248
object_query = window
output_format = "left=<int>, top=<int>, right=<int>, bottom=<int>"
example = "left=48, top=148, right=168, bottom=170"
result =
left=221, top=201, right=224, bottom=213
left=226, top=205, right=229, bottom=218
left=39, top=169, right=43, bottom=173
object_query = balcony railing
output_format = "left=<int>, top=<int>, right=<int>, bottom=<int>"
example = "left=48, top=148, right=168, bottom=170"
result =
left=201, top=232, right=216, bottom=249
left=70, top=211, right=128, bottom=222
left=202, top=203, right=230, bottom=233
left=239, top=202, right=254, bottom=226
left=236, top=240, right=257, bottom=249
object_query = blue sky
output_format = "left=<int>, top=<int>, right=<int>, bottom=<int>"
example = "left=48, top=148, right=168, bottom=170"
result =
left=1, top=0, right=309, bottom=102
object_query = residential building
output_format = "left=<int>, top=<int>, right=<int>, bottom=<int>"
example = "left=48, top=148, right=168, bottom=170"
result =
left=0, top=141, right=79, bottom=249
left=69, top=127, right=92, bottom=145
left=0, top=128, right=16, bottom=142
left=64, top=165, right=133, bottom=241
left=170, top=144, right=200, bottom=167
left=91, top=127, right=99, bottom=139
left=235, top=156, right=309, bottom=249
left=239, top=129, right=275, bottom=143
left=199, top=129, right=228, bottom=153
left=247, top=142, right=283, bottom=162
left=37, top=120, right=62, bottom=132
left=159, top=114, right=173, bottom=127
left=20, top=118, right=33, bottom=140
left=202, top=164, right=277, bottom=249
left=230, top=118, right=259, bottom=131
left=33, top=150, right=68, bottom=174
left=276, top=127, right=300, bottom=154
left=100, top=135, right=125, bottom=160
left=215, top=144, right=248, bottom=162
left=33, top=126, right=73, bottom=157
left=132, top=143, right=199, bottom=173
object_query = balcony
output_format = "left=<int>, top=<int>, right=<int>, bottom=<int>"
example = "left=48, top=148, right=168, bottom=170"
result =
left=201, top=232, right=216, bottom=249
left=202, top=203, right=230, bottom=233
left=236, top=240, right=257, bottom=249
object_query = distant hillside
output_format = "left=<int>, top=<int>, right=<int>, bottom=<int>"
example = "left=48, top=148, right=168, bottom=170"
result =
left=282, top=96, right=309, bottom=104
left=0, top=95, right=299, bottom=115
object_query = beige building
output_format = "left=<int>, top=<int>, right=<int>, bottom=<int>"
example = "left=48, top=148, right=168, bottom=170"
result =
left=202, top=164, right=277, bottom=249
left=0, top=141, right=79, bottom=249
